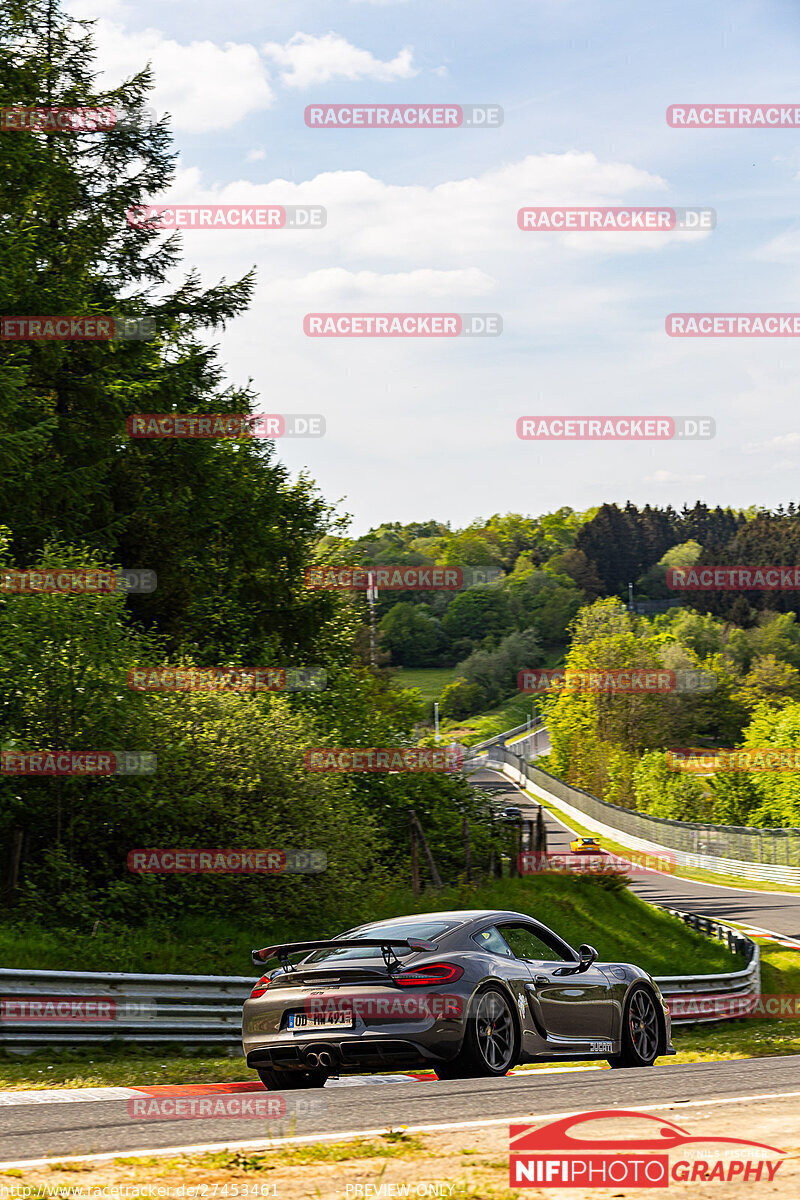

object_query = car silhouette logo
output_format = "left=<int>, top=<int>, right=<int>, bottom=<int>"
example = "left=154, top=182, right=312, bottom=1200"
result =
left=510, top=1109, right=784, bottom=1155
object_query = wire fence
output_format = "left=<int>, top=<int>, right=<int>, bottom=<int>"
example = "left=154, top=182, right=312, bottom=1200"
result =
left=494, top=746, right=800, bottom=883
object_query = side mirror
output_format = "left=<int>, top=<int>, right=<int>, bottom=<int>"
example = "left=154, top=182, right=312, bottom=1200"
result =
left=553, top=943, right=599, bottom=976
left=577, top=943, right=598, bottom=973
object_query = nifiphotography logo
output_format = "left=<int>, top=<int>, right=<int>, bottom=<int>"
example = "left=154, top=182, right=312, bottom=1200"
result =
left=509, top=1109, right=785, bottom=1188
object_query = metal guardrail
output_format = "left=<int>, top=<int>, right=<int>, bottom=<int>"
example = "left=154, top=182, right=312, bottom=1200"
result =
left=0, top=912, right=759, bottom=1045
left=471, top=716, right=543, bottom=753
left=494, top=743, right=800, bottom=884
left=0, top=968, right=251, bottom=1047
left=652, top=907, right=761, bottom=1024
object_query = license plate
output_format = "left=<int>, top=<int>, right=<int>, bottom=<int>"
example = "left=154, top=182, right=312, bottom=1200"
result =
left=287, top=1011, right=354, bottom=1030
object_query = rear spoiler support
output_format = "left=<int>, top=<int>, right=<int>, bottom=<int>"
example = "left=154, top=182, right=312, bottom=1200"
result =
left=251, top=936, right=437, bottom=972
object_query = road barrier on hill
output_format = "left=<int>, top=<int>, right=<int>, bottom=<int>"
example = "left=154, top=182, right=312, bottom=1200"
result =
left=0, top=968, right=251, bottom=1047
left=650, top=907, right=760, bottom=1022
left=492, top=745, right=800, bottom=885
left=0, top=914, right=759, bottom=1047
left=471, top=717, right=543, bottom=752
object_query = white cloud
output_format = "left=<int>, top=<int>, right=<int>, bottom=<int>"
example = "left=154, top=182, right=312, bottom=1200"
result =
left=754, top=229, right=800, bottom=261
left=120, top=149, right=766, bottom=529
left=643, top=471, right=707, bottom=484
left=305, top=153, right=674, bottom=263
left=77, top=17, right=273, bottom=132
left=246, top=149, right=267, bottom=162
left=150, top=153, right=679, bottom=279
left=261, top=32, right=418, bottom=88
left=744, top=431, right=800, bottom=453
left=65, top=0, right=128, bottom=15
left=260, top=266, right=495, bottom=302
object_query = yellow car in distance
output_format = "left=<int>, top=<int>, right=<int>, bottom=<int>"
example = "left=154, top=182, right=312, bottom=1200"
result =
left=570, top=836, right=602, bottom=853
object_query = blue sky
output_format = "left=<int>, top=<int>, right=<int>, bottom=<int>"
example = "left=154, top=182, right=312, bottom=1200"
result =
left=71, top=0, right=800, bottom=532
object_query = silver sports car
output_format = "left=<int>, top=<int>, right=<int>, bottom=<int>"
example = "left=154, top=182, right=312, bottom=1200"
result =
left=242, top=909, right=675, bottom=1088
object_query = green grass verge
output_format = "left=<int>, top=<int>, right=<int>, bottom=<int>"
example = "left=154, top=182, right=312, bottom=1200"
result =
left=370, top=875, right=738, bottom=975
left=390, top=650, right=564, bottom=741
left=443, top=695, right=537, bottom=745
left=389, top=667, right=459, bottom=703
left=0, top=1046, right=248, bottom=1091
left=199, top=1133, right=426, bottom=1171
left=0, top=915, right=297, bottom=977
left=0, top=875, right=736, bottom=978
left=671, top=944, right=800, bottom=1060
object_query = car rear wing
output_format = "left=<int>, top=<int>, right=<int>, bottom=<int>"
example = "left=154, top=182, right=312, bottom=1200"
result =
left=251, top=936, right=437, bottom=969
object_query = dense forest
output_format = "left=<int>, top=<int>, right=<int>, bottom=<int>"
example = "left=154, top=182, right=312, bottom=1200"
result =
left=0, top=1, right=491, bottom=929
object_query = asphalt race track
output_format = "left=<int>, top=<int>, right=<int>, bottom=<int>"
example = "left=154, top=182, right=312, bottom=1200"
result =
left=473, top=767, right=800, bottom=941
left=2, top=765, right=799, bottom=1168
left=2, top=1056, right=800, bottom=1167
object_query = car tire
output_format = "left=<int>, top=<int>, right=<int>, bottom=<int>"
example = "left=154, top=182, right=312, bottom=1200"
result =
left=256, top=1066, right=328, bottom=1090
left=434, top=985, right=518, bottom=1080
left=608, top=985, right=660, bottom=1069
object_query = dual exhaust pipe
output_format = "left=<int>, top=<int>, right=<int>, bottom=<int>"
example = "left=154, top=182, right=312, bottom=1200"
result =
left=305, top=1048, right=335, bottom=1069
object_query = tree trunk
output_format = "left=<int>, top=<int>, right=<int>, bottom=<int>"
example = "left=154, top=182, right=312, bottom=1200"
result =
left=411, top=810, right=443, bottom=889
left=462, top=815, right=471, bottom=881
left=409, top=809, right=420, bottom=896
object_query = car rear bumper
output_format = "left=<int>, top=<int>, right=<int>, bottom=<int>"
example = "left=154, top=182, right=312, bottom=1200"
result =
left=246, top=1037, right=444, bottom=1072
left=242, top=984, right=468, bottom=1071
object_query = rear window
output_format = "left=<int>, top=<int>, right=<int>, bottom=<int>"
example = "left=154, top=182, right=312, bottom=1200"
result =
left=305, top=920, right=456, bottom=963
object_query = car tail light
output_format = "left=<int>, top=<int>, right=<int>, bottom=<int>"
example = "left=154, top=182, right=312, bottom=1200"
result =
left=249, top=975, right=271, bottom=998
left=395, top=963, right=464, bottom=987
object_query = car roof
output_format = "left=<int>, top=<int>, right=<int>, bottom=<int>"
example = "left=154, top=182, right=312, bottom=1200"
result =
left=343, top=910, right=578, bottom=959
left=356, top=909, right=544, bottom=926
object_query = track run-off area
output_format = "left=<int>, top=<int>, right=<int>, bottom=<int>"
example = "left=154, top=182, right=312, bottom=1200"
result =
left=2, top=764, right=800, bottom=1175
left=2, top=1056, right=800, bottom=1168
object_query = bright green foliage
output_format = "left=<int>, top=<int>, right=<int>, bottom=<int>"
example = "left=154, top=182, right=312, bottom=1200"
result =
left=439, top=677, right=485, bottom=721
left=634, top=751, right=711, bottom=821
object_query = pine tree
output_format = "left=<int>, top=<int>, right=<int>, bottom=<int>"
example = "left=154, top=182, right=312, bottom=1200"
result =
left=0, top=0, right=337, bottom=659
